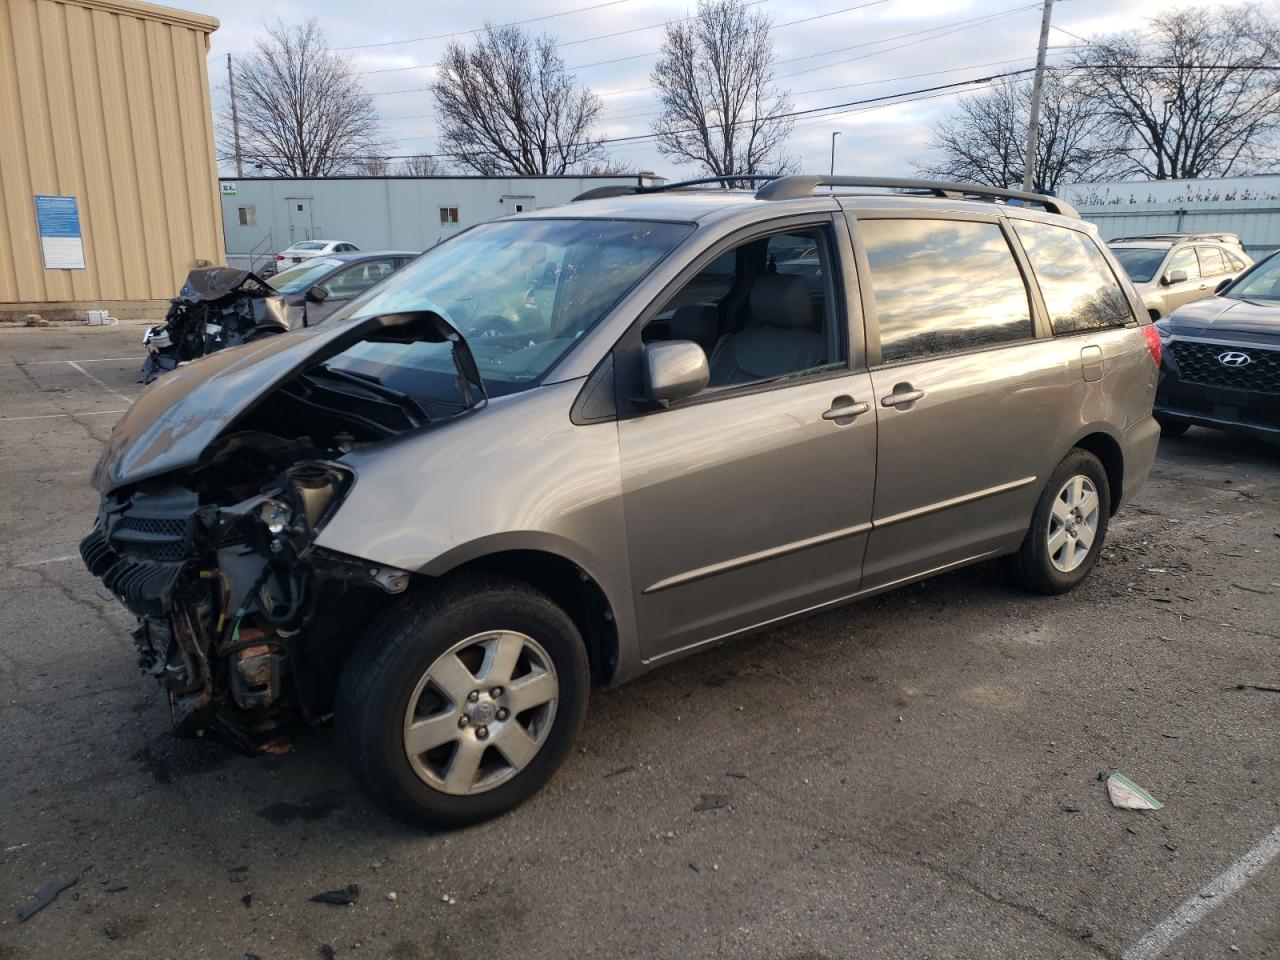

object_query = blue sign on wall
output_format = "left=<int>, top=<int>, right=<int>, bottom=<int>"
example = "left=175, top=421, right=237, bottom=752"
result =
left=34, top=195, right=86, bottom=269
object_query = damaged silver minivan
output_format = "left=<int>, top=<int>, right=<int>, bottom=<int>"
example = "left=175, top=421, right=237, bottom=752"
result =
left=82, top=176, right=1160, bottom=827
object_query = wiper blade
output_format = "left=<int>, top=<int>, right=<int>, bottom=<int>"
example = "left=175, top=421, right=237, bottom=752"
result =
left=310, top=363, right=432, bottom=423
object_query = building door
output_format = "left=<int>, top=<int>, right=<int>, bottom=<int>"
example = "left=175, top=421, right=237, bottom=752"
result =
left=287, top=197, right=315, bottom=242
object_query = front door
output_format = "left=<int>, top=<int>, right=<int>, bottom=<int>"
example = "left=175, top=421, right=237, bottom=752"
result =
left=618, top=219, right=877, bottom=661
left=1161, top=247, right=1207, bottom=312
left=287, top=197, right=314, bottom=243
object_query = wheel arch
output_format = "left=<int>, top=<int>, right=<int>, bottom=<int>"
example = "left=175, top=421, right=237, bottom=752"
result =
left=434, top=546, right=621, bottom=687
left=1070, top=429, right=1124, bottom=516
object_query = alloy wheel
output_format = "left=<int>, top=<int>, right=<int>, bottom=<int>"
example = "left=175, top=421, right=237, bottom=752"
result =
left=1047, top=474, right=1100, bottom=573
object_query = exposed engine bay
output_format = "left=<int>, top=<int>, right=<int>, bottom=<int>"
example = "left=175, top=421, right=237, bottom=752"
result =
left=140, top=267, right=287, bottom=384
left=84, top=311, right=485, bottom=752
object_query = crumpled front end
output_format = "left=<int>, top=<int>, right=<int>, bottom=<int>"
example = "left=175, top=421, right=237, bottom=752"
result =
left=80, top=457, right=410, bottom=751
left=140, top=267, right=286, bottom=384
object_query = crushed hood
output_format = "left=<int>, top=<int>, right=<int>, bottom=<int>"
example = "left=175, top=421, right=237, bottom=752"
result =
left=94, top=311, right=484, bottom=493
left=1162, top=296, right=1280, bottom=338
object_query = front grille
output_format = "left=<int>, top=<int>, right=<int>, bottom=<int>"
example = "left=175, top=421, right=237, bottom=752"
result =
left=1169, top=341, right=1280, bottom=393
left=111, top=514, right=189, bottom=561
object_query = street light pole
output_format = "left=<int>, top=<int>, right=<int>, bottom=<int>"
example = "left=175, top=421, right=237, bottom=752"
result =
left=830, top=131, right=841, bottom=176
left=1021, top=0, right=1054, bottom=193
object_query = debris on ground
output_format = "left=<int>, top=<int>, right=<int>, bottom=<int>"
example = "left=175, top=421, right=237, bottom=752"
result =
left=1233, top=683, right=1280, bottom=694
left=310, top=884, right=359, bottom=906
left=385, top=892, right=397, bottom=902
left=440, top=893, right=456, bottom=905
left=320, top=945, right=337, bottom=960
left=241, top=893, right=253, bottom=908
left=693, top=793, right=729, bottom=812
left=17, top=875, right=78, bottom=922
left=1105, top=772, right=1165, bottom=811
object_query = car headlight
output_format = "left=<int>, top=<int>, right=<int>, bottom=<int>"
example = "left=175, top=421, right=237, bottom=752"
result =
left=257, top=499, right=292, bottom=535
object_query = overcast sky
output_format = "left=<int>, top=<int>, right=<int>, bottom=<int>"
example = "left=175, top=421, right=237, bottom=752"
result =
left=202, top=0, right=1214, bottom=179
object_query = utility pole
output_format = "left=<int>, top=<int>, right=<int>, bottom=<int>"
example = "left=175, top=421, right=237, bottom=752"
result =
left=1021, top=0, right=1054, bottom=193
left=830, top=131, right=841, bottom=176
left=227, top=53, right=243, bottom=177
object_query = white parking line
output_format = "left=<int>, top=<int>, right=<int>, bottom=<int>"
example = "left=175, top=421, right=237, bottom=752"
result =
left=0, top=409, right=124, bottom=423
left=16, top=554, right=78, bottom=567
left=17, top=357, right=144, bottom=364
left=66, top=360, right=134, bottom=405
left=1123, top=823, right=1280, bottom=960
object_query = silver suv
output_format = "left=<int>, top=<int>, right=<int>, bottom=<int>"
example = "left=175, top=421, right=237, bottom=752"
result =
left=81, top=176, right=1160, bottom=827
left=1109, top=233, right=1252, bottom=320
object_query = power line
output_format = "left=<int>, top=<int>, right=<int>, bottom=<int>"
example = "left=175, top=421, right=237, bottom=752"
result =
left=335, top=0, right=633, bottom=51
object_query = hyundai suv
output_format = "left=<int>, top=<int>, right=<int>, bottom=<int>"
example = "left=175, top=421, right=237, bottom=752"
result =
left=1109, top=233, right=1252, bottom=320
left=1154, top=249, right=1280, bottom=442
left=81, top=176, right=1160, bottom=827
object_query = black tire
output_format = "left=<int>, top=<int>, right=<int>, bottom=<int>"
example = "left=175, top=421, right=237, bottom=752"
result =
left=336, top=574, right=590, bottom=829
left=1004, top=449, right=1111, bottom=595
left=1155, top=414, right=1190, bottom=438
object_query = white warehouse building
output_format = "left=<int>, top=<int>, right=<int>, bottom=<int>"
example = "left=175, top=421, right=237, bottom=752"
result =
left=219, top=173, right=665, bottom=271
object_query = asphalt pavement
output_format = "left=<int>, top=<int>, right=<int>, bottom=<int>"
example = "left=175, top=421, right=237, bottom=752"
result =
left=1, top=323, right=1277, bottom=960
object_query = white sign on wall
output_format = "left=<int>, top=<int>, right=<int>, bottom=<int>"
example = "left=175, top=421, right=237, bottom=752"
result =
left=34, top=195, right=86, bottom=270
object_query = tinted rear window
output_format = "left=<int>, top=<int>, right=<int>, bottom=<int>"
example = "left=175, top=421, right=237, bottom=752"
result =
left=859, top=218, right=1033, bottom=364
left=1015, top=221, right=1133, bottom=334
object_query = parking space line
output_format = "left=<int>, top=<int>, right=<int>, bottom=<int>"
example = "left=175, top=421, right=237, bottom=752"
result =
left=66, top=360, right=135, bottom=405
left=16, top=555, right=78, bottom=567
left=17, top=357, right=144, bottom=365
left=0, top=409, right=124, bottom=422
left=1122, top=823, right=1280, bottom=960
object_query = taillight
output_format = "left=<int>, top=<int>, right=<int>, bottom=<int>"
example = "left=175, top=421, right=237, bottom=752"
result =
left=1142, top=324, right=1162, bottom=366
left=276, top=254, right=284, bottom=261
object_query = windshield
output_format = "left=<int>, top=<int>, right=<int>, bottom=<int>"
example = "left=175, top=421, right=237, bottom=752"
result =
left=293, top=241, right=327, bottom=250
left=1224, top=252, right=1280, bottom=301
left=1109, top=246, right=1168, bottom=284
left=322, top=218, right=694, bottom=400
left=267, top=258, right=343, bottom=294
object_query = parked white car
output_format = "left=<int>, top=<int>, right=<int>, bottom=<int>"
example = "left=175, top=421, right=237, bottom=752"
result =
left=275, top=240, right=359, bottom=270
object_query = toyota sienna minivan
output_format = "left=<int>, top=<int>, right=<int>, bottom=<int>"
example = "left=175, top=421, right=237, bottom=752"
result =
left=81, top=175, right=1160, bottom=827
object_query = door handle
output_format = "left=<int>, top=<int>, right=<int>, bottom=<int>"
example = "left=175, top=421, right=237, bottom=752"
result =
left=822, top=397, right=870, bottom=421
left=881, top=388, right=924, bottom=407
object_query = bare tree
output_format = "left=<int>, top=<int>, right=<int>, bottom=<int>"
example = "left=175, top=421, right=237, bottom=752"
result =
left=1071, top=4, right=1280, bottom=179
left=918, top=74, right=1123, bottom=192
left=650, top=0, right=794, bottom=181
left=398, top=154, right=448, bottom=176
left=221, top=20, right=385, bottom=176
left=432, top=24, right=606, bottom=175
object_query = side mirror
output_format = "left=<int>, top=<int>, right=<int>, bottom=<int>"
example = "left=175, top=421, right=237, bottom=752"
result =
left=644, top=340, right=709, bottom=406
left=306, top=284, right=329, bottom=303
left=1163, top=268, right=1188, bottom=286
left=1215, top=277, right=1232, bottom=294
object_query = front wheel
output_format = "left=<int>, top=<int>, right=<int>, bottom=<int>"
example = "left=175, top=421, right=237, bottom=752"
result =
left=1004, top=449, right=1111, bottom=595
left=337, top=575, right=590, bottom=828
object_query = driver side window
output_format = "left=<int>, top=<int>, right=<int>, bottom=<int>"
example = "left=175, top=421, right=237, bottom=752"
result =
left=1166, top=248, right=1200, bottom=282
left=641, top=225, right=846, bottom=393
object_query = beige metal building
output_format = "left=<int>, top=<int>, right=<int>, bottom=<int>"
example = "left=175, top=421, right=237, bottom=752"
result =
left=0, top=0, right=223, bottom=321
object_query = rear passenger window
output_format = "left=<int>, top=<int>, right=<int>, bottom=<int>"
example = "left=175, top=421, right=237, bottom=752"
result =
left=1197, top=246, right=1227, bottom=277
left=1013, top=220, right=1134, bottom=334
left=859, top=219, right=1033, bottom=364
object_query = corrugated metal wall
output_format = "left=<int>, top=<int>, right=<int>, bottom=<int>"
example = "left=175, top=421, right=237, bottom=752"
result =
left=0, top=0, right=223, bottom=306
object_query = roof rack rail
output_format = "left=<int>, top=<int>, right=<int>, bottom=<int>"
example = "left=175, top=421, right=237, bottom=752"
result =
left=572, top=174, right=780, bottom=202
left=1110, top=232, right=1243, bottom=244
left=754, top=175, right=1079, bottom=218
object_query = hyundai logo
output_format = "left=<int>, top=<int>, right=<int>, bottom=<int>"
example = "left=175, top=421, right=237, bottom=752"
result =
left=1217, top=351, right=1253, bottom=367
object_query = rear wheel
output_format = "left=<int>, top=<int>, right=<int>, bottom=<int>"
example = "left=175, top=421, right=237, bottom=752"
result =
left=337, top=575, right=590, bottom=828
left=1004, top=449, right=1110, bottom=595
left=1155, top=414, right=1190, bottom=438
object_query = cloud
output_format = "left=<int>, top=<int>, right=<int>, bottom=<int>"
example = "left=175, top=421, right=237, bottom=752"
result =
left=207, top=0, right=1210, bottom=177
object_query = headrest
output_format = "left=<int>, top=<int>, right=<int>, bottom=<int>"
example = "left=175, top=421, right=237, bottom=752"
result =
left=749, top=273, right=812, bottom=329
left=669, top=304, right=720, bottom=349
